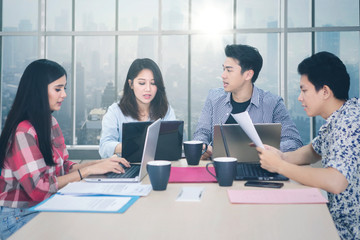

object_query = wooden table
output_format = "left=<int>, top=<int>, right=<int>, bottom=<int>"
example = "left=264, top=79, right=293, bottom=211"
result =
left=10, top=159, right=340, bottom=240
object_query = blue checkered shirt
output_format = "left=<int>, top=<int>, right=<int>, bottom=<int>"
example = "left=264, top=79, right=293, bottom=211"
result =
left=193, top=86, right=303, bottom=152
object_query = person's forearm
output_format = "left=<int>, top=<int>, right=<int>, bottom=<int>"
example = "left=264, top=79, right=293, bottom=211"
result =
left=57, top=167, right=91, bottom=189
left=69, top=160, right=100, bottom=172
left=283, top=144, right=320, bottom=165
left=114, top=143, right=122, bottom=154
left=278, top=162, right=348, bottom=194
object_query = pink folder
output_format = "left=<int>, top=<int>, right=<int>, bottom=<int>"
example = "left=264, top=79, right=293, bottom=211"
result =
left=169, top=167, right=217, bottom=183
left=227, top=188, right=328, bottom=204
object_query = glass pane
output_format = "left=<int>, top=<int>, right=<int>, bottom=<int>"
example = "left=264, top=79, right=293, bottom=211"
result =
left=236, top=0, right=279, bottom=28
left=162, top=0, right=189, bottom=30
left=118, top=0, right=158, bottom=31
left=315, top=0, right=359, bottom=27
left=315, top=31, right=360, bottom=135
left=191, top=34, right=233, bottom=136
left=192, top=0, right=233, bottom=32
left=75, top=0, right=116, bottom=31
left=2, top=0, right=38, bottom=31
left=287, top=33, right=311, bottom=144
left=236, top=33, right=279, bottom=96
left=288, top=0, right=311, bottom=28
left=47, top=36, right=73, bottom=145
left=161, top=35, right=188, bottom=139
left=316, top=31, right=359, bottom=99
left=118, top=35, right=158, bottom=87
left=46, top=0, right=72, bottom=31
left=75, top=37, right=115, bottom=145
left=1, top=36, right=38, bottom=128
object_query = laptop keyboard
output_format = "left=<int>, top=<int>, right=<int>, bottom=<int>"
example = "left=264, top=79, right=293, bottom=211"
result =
left=237, top=163, right=286, bottom=180
left=106, top=165, right=140, bottom=178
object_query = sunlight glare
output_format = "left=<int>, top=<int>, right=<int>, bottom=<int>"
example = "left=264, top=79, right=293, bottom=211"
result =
left=194, top=6, right=228, bottom=34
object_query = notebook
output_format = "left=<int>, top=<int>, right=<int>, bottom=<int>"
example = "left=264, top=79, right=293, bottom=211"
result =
left=122, top=120, right=184, bottom=162
left=213, top=123, right=288, bottom=181
left=85, top=118, right=161, bottom=183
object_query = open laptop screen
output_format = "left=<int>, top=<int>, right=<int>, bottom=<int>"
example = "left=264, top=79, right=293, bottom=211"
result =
left=122, top=121, right=184, bottom=163
left=213, top=123, right=281, bottom=162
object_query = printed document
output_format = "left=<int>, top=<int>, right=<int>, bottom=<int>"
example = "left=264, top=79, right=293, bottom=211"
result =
left=231, top=112, right=264, bottom=148
left=32, top=194, right=135, bottom=213
left=58, top=182, right=152, bottom=196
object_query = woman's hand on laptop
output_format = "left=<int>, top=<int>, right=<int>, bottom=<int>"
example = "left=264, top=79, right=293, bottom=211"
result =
left=87, top=155, right=130, bottom=175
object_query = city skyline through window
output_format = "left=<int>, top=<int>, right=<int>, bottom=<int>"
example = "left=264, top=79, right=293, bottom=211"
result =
left=0, top=0, right=359, bottom=154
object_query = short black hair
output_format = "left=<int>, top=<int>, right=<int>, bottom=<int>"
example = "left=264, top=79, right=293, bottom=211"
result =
left=297, top=51, right=350, bottom=100
left=225, top=44, right=263, bottom=83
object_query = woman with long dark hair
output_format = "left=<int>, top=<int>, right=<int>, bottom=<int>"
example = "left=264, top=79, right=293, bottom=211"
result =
left=99, top=58, right=176, bottom=158
left=0, top=59, right=130, bottom=239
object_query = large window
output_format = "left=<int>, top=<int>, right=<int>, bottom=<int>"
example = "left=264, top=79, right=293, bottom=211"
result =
left=1, top=0, right=359, bottom=154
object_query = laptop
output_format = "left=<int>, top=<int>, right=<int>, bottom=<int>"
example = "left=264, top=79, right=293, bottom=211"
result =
left=213, top=123, right=288, bottom=181
left=85, top=118, right=161, bottom=183
left=122, top=121, right=184, bottom=162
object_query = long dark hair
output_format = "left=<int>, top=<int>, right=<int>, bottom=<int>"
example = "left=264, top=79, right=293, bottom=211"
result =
left=0, top=59, right=67, bottom=168
left=119, top=58, right=169, bottom=120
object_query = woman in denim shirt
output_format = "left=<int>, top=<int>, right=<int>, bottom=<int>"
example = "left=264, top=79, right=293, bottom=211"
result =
left=99, top=58, right=176, bottom=158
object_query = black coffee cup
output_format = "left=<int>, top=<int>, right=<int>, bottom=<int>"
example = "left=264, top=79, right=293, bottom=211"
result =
left=183, top=141, right=208, bottom=166
left=206, top=157, right=237, bottom=187
left=146, top=161, right=171, bottom=191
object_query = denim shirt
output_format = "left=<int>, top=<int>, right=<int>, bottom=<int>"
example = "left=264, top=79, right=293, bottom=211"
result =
left=99, top=103, right=176, bottom=158
left=193, top=86, right=303, bottom=152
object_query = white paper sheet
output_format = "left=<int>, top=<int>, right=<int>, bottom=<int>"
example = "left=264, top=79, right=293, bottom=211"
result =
left=231, top=112, right=264, bottom=149
left=33, top=194, right=132, bottom=212
left=58, top=182, right=152, bottom=196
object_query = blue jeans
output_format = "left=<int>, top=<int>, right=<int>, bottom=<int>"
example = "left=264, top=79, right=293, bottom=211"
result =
left=0, top=206, right=38, bottom=240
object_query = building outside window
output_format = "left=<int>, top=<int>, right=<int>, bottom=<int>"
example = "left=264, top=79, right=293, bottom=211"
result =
left=0, top=0, right=359, bottom=157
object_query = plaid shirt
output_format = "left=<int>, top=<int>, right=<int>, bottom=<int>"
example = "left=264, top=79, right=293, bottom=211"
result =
left=0, top=116, right=75, bottom=208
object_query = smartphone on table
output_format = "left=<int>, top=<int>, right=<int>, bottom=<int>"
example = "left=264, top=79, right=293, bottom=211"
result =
left=244, top=181, right=284, bottom=189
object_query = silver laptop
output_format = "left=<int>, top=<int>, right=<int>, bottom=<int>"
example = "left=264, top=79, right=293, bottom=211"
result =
left=85, top=118, right=161, bottom=183
left=213, top=123, right=288, bottom=181
left=213, top=123, right=281, bottom=161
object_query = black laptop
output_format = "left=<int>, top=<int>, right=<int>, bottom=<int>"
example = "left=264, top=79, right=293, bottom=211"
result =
left=122, top=120, right=184, bottom=163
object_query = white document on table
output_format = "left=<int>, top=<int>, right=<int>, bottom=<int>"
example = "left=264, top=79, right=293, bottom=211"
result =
left=58, top=182, right=152, bottom=196
left=32, top=194, right=133, bottom=213
left=231, top=111, right=264, bottom=149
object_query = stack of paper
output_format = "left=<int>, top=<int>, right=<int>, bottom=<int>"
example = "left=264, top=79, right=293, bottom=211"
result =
left=31, top=194, right=138, bottom=213
left=58, top=182, right=152, bottom=196
left=30, top=182, right=152, bottom=213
